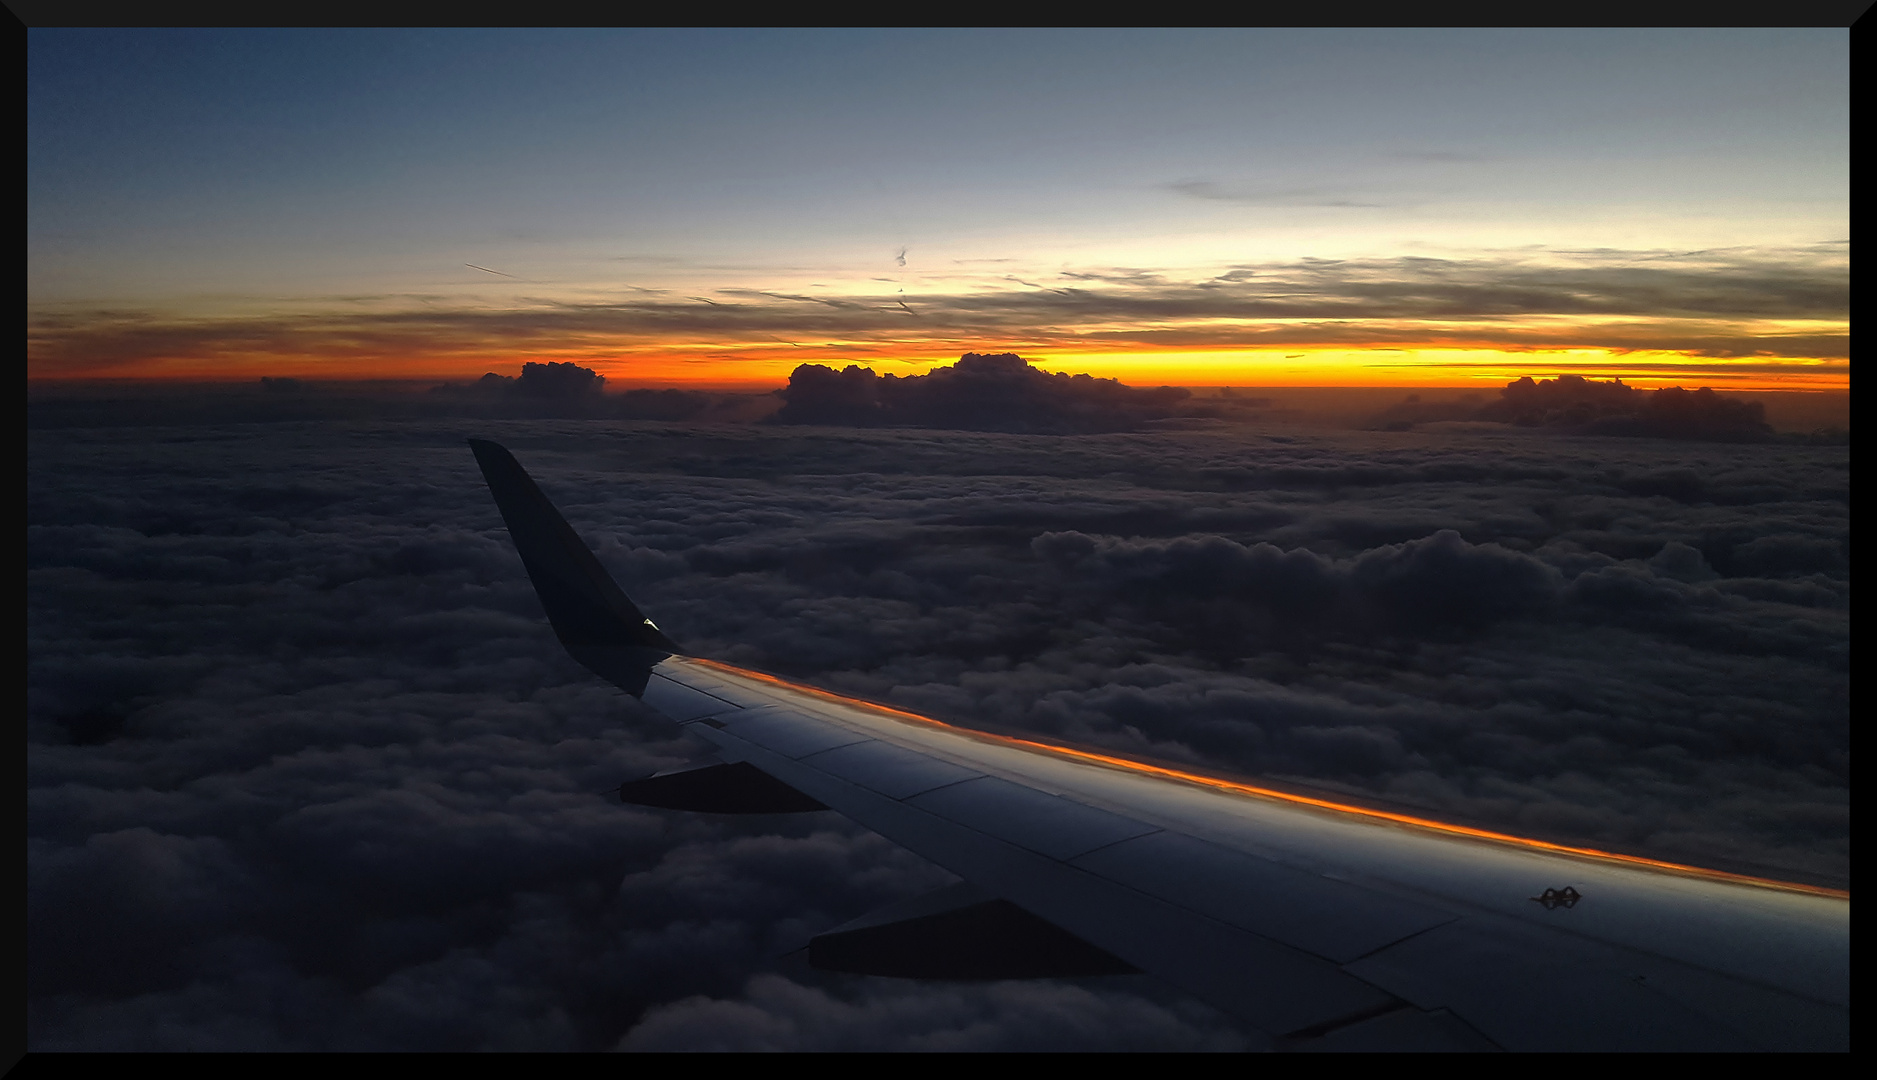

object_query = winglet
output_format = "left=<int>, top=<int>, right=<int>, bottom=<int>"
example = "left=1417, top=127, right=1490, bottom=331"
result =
left=469, top=439, right=680, bottom=694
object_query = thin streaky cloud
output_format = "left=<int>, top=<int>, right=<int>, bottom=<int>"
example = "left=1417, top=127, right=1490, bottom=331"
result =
left=27, top=249, right=1848, bottom=376
left=1166, top=180, right=1396, bottom=209
left=1388, top=150, right=1492, bottom=163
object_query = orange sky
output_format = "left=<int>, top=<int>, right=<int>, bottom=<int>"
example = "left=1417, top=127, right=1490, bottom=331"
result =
left=31, top=31, right=1847, bottom=396
left=31, top=343, right=1844, bottom=393
left=28, top=255, right=1848, bottom=392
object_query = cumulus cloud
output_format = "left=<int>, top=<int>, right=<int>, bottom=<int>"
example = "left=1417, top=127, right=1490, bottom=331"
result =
left=466, top=361, right=607, bottom=399
left=773, top=353, right=1194, bottom=433
left=1477, top=376, right=1774, bottom=441
left=29, top=407, right=1847, bottom=1048
left=1032, top=527, right=1564, bottom=637
left=423, top=362, right=716, bottom=422
left=1371, top=376, right=1778, bottom=442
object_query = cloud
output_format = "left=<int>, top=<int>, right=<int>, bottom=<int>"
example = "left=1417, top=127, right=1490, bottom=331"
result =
left=1388, top=150, right=1491, bottom=163
left=1167, top=180, right=1394, bottom=208
left=1372, top=376, right=1778, bottom=442
left=1034, top=528, right=1563, bottom=648
left=773, top=353, right=1195, bottom=433
left=619, top=973, right=1257, bottom=1051
left=29, top=412, right=1847, bottom=1048
left=26, top=248, right=1849, bottom=378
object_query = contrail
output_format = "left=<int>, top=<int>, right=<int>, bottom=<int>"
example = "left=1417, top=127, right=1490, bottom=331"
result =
left=690, top=296, right=720, bottom=305
left=466, top=264, right=516, bottom=277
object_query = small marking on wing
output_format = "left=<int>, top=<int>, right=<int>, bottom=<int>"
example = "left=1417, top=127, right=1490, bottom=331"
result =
left=1530, top=886, right=1583, bottom=910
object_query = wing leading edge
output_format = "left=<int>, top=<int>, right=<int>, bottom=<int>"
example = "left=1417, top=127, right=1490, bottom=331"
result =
left=469, top=439, right=1849, bottom=1052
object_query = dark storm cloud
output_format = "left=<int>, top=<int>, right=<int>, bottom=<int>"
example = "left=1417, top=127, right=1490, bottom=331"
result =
left=27, top=248, right=1848, bottom=375
left=30, top=412, right=1846, bottom=1049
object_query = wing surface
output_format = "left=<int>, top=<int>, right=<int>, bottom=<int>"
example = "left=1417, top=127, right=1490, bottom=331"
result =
left=471, top=439, right=1849, bottom=1052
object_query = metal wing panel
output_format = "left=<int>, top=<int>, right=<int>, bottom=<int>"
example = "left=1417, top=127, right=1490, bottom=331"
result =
left=799, top=739, right=985, bottom=800
left=640, top=673, right=741, bottom=723
left=682, top=712, right=1404, bottom=1037
left=1070, top=831, right=1457, bottom=965
left=653, top=658, right=1849, bottom=1048
left=714, top=706, right=873, bottom=759
left=667, top=662, right=1848, bottom=1005
left=905, top=776, right=1163, bottom=862
left=899, top=737, right=1851, bottom=1009
left=1341, top=913, right=1844, bottom=1052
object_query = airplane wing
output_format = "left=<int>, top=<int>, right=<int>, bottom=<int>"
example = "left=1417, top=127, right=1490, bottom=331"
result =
left=468, top=439, right=1849, bottom=1052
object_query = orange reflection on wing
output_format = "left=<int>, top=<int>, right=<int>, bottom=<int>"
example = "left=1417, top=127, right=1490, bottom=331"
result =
left=685, top=657, right=1849, bottom=901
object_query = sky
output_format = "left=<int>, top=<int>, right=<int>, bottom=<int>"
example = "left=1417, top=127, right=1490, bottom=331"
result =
left=28, top=411, right=1848, bottom=1049
left=27, top=28, right=1849, bottom=389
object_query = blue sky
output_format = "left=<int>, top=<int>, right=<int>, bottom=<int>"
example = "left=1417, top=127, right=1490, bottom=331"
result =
left=28, top=29, right=1849, bottom=386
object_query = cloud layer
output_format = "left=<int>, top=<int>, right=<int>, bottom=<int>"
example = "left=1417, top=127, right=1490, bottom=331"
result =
left=29, top=408, right=1848, bottom=1048
left=28, top=247, right=1849, bottom=379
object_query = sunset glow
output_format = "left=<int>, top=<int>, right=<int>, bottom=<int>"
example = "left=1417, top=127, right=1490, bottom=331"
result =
left=27, top=30, right=1851, bottom=1051
left=27, top=331, right=1850, bottom=393
left=688, top=659, right=1849, bottom=900
left=30, top=30, right=1846, bottom=395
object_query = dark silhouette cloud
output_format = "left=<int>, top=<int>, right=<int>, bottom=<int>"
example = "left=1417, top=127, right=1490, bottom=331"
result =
left=29, top=409, right=1847, bottom=1048
left=1470, top=376, right=1774, bottom=441
left=773, top=353, right=1194, bottom=433
left=425, top=369, right=730, bottom=423
left=1372, top=377, right=1780, bottom=442
left=450, top=361, right=607, bottom=399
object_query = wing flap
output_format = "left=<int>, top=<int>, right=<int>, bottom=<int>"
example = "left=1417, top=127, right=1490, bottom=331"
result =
left=617, top=760, right=827, bottom=814
left=807, top=881, right=1139, bottom=979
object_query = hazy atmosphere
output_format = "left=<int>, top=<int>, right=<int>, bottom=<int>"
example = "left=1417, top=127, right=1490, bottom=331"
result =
left=28, top=27, right=1849, bottom=1052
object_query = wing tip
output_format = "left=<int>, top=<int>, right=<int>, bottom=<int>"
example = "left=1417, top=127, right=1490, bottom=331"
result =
left=467, top=435, right=685, bottom=666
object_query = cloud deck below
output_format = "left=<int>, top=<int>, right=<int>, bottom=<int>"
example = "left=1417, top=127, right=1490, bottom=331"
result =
left=28, top=412, right=1847, bottom=1050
